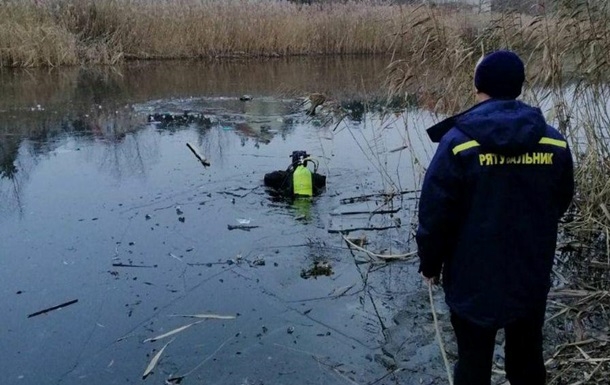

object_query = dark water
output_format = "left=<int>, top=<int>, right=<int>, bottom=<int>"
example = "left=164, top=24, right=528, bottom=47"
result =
left=0, top=58, right=442, bottom=385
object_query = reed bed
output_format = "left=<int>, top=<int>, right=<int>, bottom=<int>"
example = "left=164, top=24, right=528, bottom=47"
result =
left=385, top=2, right=610, bottom=383
left=0, top=0, right=408, bottom=67
left=384, top=2, right=610, bottom=237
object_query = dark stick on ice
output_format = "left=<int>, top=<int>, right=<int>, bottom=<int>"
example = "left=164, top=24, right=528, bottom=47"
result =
left=112, top=263, right=156, bottom=268
left=28, top=299, right=78, bottom=318
left=186, top=143, right=211, bottom=167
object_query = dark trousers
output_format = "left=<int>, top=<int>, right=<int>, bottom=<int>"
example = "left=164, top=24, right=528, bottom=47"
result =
left=450, top=311, right=546, bottom=385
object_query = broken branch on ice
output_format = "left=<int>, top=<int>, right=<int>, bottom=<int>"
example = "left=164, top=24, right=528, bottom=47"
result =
left=186, top=143, right=210, bottom=167
left=28, top=299, right=78, bottom=318
left=227, top=224, right=259, bottom=231
left=342, top=235, right=416, bottom=261
left=168, top=314, right=236, bottom=320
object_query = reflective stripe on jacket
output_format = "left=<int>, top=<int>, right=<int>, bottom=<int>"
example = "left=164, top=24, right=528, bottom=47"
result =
left=416, top=99, right=574, bottom=328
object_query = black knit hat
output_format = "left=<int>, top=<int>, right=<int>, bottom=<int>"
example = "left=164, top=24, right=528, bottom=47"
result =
left=474, top=50, right=525, bottom=99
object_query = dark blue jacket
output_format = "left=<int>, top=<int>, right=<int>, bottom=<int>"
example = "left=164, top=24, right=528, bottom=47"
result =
left=416, top=99, right=574, bottom=328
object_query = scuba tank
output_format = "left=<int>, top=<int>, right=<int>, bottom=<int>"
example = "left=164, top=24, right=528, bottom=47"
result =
left=290, top=150, right=316, bottom=197
left=293, top=164, right=313, bottom=196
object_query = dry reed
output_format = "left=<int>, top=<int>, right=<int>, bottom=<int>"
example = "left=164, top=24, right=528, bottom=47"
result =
left=0, top=0, right=407, bottom=67
left=384, top=1, right=610, bottom=238
left=385, top=2, right=610, bottom=383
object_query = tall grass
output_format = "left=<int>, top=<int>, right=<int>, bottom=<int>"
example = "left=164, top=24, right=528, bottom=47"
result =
left=384, top=4, right=610, bottom=381
left=386, top=2, right=610, bottom=242
left=0, top=0, right=407, bottom=67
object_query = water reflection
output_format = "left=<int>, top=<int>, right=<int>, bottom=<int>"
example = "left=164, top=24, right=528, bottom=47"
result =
left=0, top=57, right=398, bottom=214
left=0, top=57, right=442, bottom=385
left=143, top=95, right=301, bottom=147
left=0, top=56, right=390, bottom=109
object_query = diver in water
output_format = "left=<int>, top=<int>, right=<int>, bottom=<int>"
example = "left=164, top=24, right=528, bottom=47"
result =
left=264, top=151, right=326, bottom=198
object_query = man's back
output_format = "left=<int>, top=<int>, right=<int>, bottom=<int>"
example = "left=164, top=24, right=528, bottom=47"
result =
left=417, top=98, right=573, bottom=328
left=416, top=49, right=575, bottom=385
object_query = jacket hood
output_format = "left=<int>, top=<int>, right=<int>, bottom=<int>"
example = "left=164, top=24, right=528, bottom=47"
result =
left=455, top=99, right=547, bottom=155
left=426, top=99, right=547, bottom=155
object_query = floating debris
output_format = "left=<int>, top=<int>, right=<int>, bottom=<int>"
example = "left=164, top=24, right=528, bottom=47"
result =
left=168, top=253, right=182, bottom=262
left=112, top=263, right=157, bottom=268
left=28, top=299, right=78, bottom=318
left=342, top=235, right=416, bottom=261
left=148, top=112, right=212, bottom=127
left=345, top=234, right=368, bottom=247
left=328, top=225, right=400, bottom=234
left=143, top=321, right=204, bottom=343
left=142, top=338, right=174, bottom=380
left=300, top=261, right=333, bottom=279
left=306, top=93, right=327, bottom=116
left=168, top=314, right=236, bottom=320
left=227, top=224, right=259, bottom=231
left=251, top=257, right=265, bottom=266
left=186, top=143, right=211, bottom=167
left=339, top=189, right=419, bottom=204
left=389, top=144, right=409, bottom=153
left=330, top=208, right=401, bottom=216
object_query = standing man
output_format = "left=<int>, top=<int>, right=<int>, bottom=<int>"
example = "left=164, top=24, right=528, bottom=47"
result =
left=416, top=50, right=574, bottom=385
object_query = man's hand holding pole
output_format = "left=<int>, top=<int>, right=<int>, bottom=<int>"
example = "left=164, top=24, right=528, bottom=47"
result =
left=421, top=272, right=439, bottom=285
